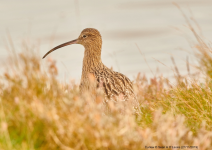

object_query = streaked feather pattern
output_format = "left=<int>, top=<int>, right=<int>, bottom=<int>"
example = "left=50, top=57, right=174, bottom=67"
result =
left=94, top=65, right=135, bottom=101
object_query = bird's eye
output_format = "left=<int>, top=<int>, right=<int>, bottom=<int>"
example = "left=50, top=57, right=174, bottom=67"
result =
left=83, top=35, right=87, bottom=38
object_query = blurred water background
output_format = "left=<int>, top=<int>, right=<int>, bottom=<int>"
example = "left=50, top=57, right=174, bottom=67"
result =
left=0, top=0, right=212, bottom=83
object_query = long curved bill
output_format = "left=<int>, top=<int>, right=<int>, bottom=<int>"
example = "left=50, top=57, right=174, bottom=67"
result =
left=42, top=39, right=78, bottom=59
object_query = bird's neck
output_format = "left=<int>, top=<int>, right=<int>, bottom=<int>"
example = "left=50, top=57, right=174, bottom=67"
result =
left=82, top=45, right=103, bottom=72
left=80, top=45, right=103, bottom=92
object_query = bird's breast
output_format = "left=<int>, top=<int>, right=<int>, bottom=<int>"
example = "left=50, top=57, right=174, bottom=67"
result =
left=80, top=72, right=97, bottom=92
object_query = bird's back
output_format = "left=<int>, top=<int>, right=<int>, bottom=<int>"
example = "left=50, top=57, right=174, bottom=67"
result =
left=93, top=65, right=135, bottom=101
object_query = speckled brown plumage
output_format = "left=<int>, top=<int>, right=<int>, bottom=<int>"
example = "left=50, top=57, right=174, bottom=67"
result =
left=43, top=28, right=135, bottom=101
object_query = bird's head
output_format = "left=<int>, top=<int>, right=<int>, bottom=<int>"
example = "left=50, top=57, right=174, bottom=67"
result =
left=43, top=28, right=102, bottom=59
left=77, top=28, right=102, bottom=47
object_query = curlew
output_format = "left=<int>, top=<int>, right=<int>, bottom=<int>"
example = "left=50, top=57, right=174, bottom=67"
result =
left=43, top=28, right=135, bottom=101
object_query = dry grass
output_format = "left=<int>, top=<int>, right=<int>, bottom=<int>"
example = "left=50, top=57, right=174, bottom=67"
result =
left=0, top=18, right=212, bottom=150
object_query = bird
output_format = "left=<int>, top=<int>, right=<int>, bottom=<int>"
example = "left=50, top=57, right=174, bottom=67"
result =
left=43, top=28, right=135, bottom=102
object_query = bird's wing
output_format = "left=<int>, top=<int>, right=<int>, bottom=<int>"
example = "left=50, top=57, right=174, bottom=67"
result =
left=94, top=68, right=135, bottom=101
